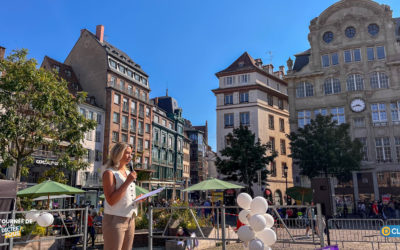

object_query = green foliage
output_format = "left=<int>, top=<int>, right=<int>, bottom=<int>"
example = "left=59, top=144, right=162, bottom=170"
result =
left=288, top=115, right=362, bottom=182
left=31, top=225, right=46, bottom=236
left=38, top=167, right=68, bottom=184
left=216, top=125, right=277, bottom=196
left=0, top=49, right=96, bottom=181
left=135, top=212, right=149, bottom=230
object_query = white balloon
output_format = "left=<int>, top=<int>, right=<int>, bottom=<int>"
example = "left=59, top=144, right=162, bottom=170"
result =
left=237, top=225, right=255, bottom=242
left=250, top=196, right=268, bottom=215
left=237, top=193, right=252, bottom=210
left=26, top=209, right=40, bottom=222
left=239, top=210, right=251, bottom=225
left=256, top=228, right=277, bottom=246
left=37, top=212, right=54, bottom=227
left=262, top=213, right=275, bottom=228
left=249, top=214, right=267, bottom=232
left=249, top=239, right=264, bottom=250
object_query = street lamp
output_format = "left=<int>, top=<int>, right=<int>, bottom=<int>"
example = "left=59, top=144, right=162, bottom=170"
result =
left=283, top=164, right=288, bottom=204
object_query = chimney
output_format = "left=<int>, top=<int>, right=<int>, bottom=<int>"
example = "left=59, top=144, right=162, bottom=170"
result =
left=155, top=97, right=159, bottom=105
left=254, top=58, right=263, bottom=67
left=262, top=64, right=274, bottom=74
left=0, top=47, right=5, bottom=59
left=96, top=25, right=104, bottom=43
left=279, top=65, right=285, bottom=75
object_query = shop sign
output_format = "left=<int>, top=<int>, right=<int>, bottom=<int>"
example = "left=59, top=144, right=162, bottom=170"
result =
left=211, top=191, right=223, bottom=203
left=35, top=159, right=59, bottom=166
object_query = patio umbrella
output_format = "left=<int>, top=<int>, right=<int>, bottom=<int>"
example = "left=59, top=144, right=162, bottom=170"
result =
left=183, top=178, right=244, bottom=192
left=286, top=186, right=313, bottom=204
left=99, top=185, right=150, bottom=199
left=17, top=180, right=85, bottom=209
left=32, top=194, right=74, bottom=201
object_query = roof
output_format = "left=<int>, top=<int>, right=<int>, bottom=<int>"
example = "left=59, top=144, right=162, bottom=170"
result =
left=41, top=56, right=83, bottom=95
left=215, top=51, right=288, bottom=86
left=152, top=96, right=179, bottom=115
left=293, top=49, right=311, bottom=72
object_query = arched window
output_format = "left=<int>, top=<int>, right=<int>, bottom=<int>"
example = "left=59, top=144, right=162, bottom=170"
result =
left=296, top=82, right=314, bottom=98
left=324, top=78, right=341, bottom=95
left=274, top=190, right=283, bottom=205
left=370, top=72, right=389, bottom=89
left=346, top=74, right=364, bottom=91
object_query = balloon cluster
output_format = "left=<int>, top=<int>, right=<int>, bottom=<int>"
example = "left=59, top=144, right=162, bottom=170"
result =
left=237, top=193, right=276, bottom=250
left=26, top=210, right=54, bottom=227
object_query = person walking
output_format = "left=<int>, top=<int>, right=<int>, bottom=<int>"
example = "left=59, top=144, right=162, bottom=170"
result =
left=87, top=211, right=96, bottom=248
left=102, top=142, right=141, bottom=250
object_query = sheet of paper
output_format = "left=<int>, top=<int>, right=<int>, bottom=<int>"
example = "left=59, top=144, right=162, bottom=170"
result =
left=132, top=187, right=165, bottom=203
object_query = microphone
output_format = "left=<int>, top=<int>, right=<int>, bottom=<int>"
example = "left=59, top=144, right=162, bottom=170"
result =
left=128, top=161, right=136, bottom=183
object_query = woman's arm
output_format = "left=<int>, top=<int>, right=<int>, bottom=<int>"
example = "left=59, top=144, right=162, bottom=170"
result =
left=103, top=170, right=136, bottom=206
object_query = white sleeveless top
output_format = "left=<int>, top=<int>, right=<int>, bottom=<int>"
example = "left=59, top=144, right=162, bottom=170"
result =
left=104, top=169, right=138, bottom=218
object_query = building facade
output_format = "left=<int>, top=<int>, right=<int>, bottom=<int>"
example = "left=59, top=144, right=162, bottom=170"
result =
left=213, top=52, right=293, bottom=204
left=286, top=0, right=400, bottom=209
left=65, top=25, right=153, bottom=171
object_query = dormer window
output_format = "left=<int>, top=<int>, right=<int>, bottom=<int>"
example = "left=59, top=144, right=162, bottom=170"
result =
left=118, top=64, right=125, bottom=73
left=134, top=73, right=140, bottom=81
left=109, top=59, right=117, bottom=69
left=65, top=69, right=71, bottom=77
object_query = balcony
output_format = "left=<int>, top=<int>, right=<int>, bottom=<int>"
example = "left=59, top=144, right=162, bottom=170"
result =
left=130, top=127, right=136, bottom=133
left=122, top=124, right=129, bottom=131
left=139, top=111, right=145, bottom=119
left=138, top=129, right=144, bottom=136
left=131, top=109, right=137, bottom=116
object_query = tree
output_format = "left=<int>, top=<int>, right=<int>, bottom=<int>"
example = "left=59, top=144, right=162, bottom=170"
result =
left=0, top=49, right=96, bottom=181
left=216, top=125, right=277, bottom=196
left=288, top=114, right=362, bottom=181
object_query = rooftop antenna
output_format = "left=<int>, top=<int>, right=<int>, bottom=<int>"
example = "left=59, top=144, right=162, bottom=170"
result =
left=267, top=51, right=273, bottom=64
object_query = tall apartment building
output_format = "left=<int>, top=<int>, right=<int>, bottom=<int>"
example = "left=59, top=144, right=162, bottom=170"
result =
left=41, top=56, right=105, bottom=205
left=286, top=0, right=400, bottom=208
left=213, top=52, right=293, bottom=204
left=65, top=25, right=152, bottom=171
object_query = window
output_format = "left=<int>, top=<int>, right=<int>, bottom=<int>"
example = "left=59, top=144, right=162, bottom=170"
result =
left=375, top=137, right=391, bottom=162
left=367, top=47, right=375, bottom=61
left=345, top=26, right=356, bottom=38
left=280, top=139, right=286, bottom=155
left=134, top=73, right=140, bottom=81
left=314, top=109, right=327, bottom=117
left=240, top=112, right=250, bottom=126
left=395, top=137, right=400, bottom=162
left=370, top=72, right=388, bottom=89
left=347, top=74, right=364, bottom=91
left=354, top=117, right=365, bottom=128
left=371, top=103, right=387, bottom=124
left=80, top=108, right=86, bottom=118
left=344, top=49, right=361, bottom=63
left=130, top=118, right=136, bottom=132
left=224, top=94, right=233, bottom=105
left=123, top=97, right=129, bottom=112
left=128, top=85, right=133, bottom=95
left=377, top=46, right=385, bottom=59
left=268, top=115, right=274, bottom=130
left=168, top=123, right=172, bottom=130
left=64, top=69, right=71, bottom=77
left=95, top=131, right=101, bottom=142
left=278, top=99, right=283, bottom=110
left=279, top=118, right=285, bottom=132
left=88, top=111, right=94, bottom=120
left=368, top=23, right=379, bottom=36
left=145, top=123, right=150, bottom=133
left=391, top=102, right=400, bottom=123
left=322, top=55, right=330, bottom=67
left=130, top=136, right=135, bottom=146
left=146, top=107, right=150, bottom=117
left=224, top=113, right=234, bottom=128
left=112, top=131, right=119, bottom=142
left=122, top=115, right=128, bottom=130
left=138, top=139, right=143, bottom=151
left=154, top=115, right=159, bottom=123
left=270, top=161, right=277, bottom=177
left=127, top=70, right=133, bottom=78
left=109, top=59, right=117, bottom=69
left=114, top=94, right=120, bottom=104
left=113, top=112, right=120, bottom=124
left=135, top=88, right=139, bottom=98
left=95, top=150, right=102, bottom=162
left=168, top=137, right=172, bottom=148
left=298, top=110, right=311, bottom=128
left=121, top=134, right=128, bottom=142
left=323, top=31, right=333, bottom=43
left=142, top=92, right=147, bottom=101
left=225, top=76, right=234, bottom=85
left=331, top=107, right=345, bottom=124
left=331, top=53, right=339, bottom=65
left=139, top=104, right=144, bottom=117
left=119, top=80, right=124, bottom=90
left=239, top=92, right=249, bottom=103
left=53, top=65, right=60, bottom=73
left=267, top=95, right=273, bottom=106
left=130, top=101, right=136, bottom=114
left=138, top=121, right=144, bottom=134
left=118, top=64, right=125, bottom=74
left=85, top=131, right=93, bottom=141
left=296, top=82, right=313, bottom=98
left=97, top=113, right=102, bottom=124
left=270, top=137, right=275, bottom=151
left=324, top=78, right=341, bottom=95
left=357, top=138, right=368, bottom=161
left=162, top=119, right=166, bottom=126
left=145, top=140, right=150, bottom=150
left=240, top=74, right=249, bottom=83
left=144, top=157, right=149, bottom=169
left=141, top=78, right=147, bottom=86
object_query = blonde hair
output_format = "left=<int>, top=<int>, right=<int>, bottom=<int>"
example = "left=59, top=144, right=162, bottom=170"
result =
left=104, top=142, right=132, bottom=171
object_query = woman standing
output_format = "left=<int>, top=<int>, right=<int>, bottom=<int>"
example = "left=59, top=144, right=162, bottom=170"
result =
left=102, top=142, right=139, bottom=250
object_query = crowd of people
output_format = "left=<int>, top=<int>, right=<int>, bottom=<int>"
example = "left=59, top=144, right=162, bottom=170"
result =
left=355, top=200, right=400, bottom=219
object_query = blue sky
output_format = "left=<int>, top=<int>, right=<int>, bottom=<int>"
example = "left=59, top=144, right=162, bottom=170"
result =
left=1, top=0, right=399, bottom=151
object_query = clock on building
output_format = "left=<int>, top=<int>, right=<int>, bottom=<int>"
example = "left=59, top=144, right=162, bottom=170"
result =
left=350, top=98, right=366, bottom=112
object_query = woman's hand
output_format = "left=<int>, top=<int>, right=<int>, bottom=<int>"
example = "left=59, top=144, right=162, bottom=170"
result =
left=134, top=194, right=145, bottom=204
left=126, top=170, right=137, bottom=183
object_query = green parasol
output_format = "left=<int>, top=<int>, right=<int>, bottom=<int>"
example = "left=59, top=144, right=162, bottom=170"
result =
left=183, top=178, right=244, bottom=192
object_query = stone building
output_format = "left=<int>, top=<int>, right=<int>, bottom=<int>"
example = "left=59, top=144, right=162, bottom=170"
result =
left=285, top=0, right=400, bottom=208
left=213, top=52, right=293, bottom=204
